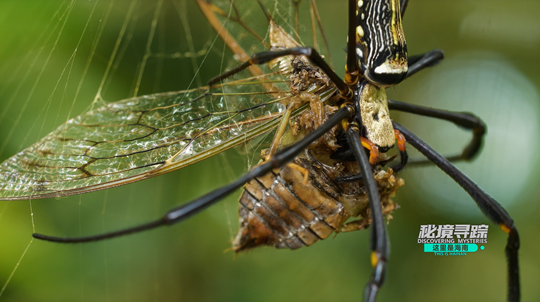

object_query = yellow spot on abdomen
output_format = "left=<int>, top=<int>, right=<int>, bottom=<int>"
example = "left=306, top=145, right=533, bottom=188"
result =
left=356, top=26, right=364, bottom=37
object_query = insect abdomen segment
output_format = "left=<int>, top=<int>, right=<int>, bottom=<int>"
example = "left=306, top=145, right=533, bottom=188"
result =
left=233, top=150, right=402, bottom=251
left=235, top=157, right=345, bottom=250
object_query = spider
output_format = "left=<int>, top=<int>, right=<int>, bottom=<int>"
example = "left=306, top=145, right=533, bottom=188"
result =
left=0, top=1, right=519, bottom=301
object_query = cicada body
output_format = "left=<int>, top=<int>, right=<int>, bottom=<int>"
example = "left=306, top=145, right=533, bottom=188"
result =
left=234, top=148, right=402, bottom=251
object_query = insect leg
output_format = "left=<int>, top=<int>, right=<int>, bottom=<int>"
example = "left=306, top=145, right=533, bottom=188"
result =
left=208, top=47, right=351, bottom=98
left=345, top=124, right=388, bottom=302
left=32, top=106, right=355, bottom=243
left=388, top=100, right=486, bottom=164
left=339, top=219, right=369, bottom=233
left=406, top=49, right=444, bottom=79
left=265, top=108, right=292, bottom=160
left=392, top=121, right=520, bottom=302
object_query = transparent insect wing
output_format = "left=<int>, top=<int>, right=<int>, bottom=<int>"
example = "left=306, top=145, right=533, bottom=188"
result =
left=0, top=79, right=288, bottom=200
left=0, top=0, right=335, bottom=201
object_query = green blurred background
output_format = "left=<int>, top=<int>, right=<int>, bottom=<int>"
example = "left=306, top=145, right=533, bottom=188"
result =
left=0, top=0, right=539, bottom=301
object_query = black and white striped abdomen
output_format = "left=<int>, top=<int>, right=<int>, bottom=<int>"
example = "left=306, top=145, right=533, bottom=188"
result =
left=355, top=0, right=408, bottom=86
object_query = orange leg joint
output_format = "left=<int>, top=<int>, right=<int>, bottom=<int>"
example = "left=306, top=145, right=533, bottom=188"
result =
left=371, top=251, right=380, bottom=268
left=394, top=129, right=406, bottom=152
left=344, top=65, right=360, bottom=86
left=500, top=223, right=511, bottom=234
left=360, top=137, right=379, bottom=165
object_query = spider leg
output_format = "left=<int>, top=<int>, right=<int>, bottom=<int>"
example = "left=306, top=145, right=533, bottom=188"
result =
left=388, top=100, right=486, bottom=165
left=208, top=46, right=351, bottom=98
left=400, top=0, right=410, bottom=18
left=32, top=106, right=354, bottom=243
left=393, top=121, right=520, bottom=302
left=345, top=124, right=388, bottom=302
left=334, top=133, right=406, bottom=184
left=390, top=129, right=408, bottom=172
left=334, top=146, right=406, bottom=184
left=346, top=0, right=360, bottom=82
left=406, top=50, right=444, bottom=78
